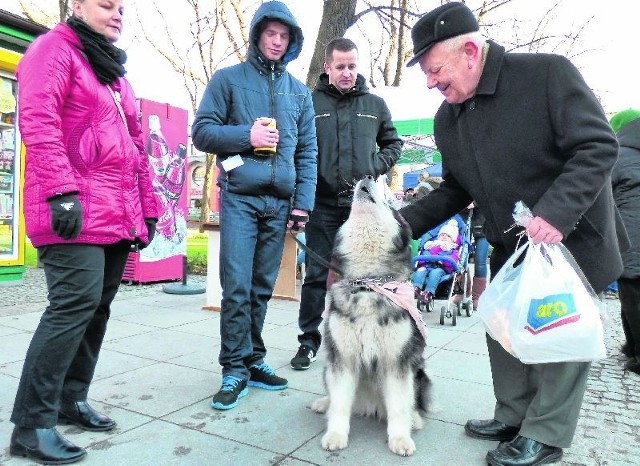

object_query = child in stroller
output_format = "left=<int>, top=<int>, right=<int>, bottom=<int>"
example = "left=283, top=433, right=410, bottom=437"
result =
left=412, top=219, right=461, bottom=306
left=411, top=212, right=473, bottom=324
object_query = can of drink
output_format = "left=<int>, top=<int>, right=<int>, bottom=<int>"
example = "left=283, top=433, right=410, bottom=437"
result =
left=254, top=118, right=277, bottom=156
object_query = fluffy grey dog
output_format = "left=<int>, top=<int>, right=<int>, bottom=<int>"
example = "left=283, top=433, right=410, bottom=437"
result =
left=310, top=176, right=431, bottom=456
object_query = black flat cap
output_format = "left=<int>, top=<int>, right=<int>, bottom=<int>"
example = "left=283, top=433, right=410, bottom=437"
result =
left=406, top=2, right=479, bottom=67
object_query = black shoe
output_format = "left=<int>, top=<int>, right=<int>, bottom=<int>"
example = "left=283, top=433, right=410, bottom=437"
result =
left=10, top=426, right=87, bottom=464
left=248, top=362, right=288, bottom=390
left=621, top=343, right=633, bottom=358
left=487, top=435, right=562, bottom=465
left=211, top=376, right=248, bottom=410
left=624, top=356, right=640, bottom=375
left=464, top=418, right=520, bottom=441
left=59, top=400, right=116, bottom=432
left=291, top=345, right=317, bottom=370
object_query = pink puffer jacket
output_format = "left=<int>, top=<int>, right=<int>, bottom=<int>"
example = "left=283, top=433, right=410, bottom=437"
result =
left=17, top=23, right=159, bottom=247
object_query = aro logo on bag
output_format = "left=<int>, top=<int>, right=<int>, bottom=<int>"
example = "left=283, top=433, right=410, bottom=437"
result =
left=524, top=292, right=580, bottom=335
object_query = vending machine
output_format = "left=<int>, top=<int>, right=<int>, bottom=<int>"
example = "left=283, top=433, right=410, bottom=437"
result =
left=121, top=99, right=188, bottom=283
left=0, top=53, right=25, bottom=285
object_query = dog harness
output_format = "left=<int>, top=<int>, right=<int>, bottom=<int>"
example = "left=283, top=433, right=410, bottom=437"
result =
left=324, top=278, right=428, bottom=342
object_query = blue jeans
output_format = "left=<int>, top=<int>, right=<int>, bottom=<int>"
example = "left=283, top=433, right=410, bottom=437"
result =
left=414, top=266, right=447, bottom=294
left=474, top=236, right=489, bottom=278
left=218, top=191, right=290, bottom=380
left=297, top=203, right=351, bottom=351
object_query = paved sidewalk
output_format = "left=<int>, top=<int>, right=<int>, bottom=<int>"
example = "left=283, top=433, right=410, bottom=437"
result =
left=0, top=268, right=638, bottom=465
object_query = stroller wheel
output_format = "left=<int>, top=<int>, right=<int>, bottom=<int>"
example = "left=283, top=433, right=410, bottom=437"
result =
left=439, top=306, right=445, bottom=325
left=452, top=306, right=457, bottom=326
left=463, top=300, right=472, bottom=317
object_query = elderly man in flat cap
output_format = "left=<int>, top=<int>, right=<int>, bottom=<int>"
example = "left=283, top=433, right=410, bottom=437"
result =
left=399, top=3, right=626, bottom=466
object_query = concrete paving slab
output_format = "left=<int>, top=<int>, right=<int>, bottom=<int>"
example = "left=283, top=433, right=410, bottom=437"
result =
left=101, top=328, right=218, bottom=361
left=111, top=307, right=213, bottom=330
left=163, top=388, right=325, bottom=456
left=93, top=349, right=162, bottom=381
left=101, top=319, right=155, bottom=342
left=0, top=325, right=27, bottom=338
left=0, top=312, right=43, bottom=332
left=89, top=362, right=214, bottom=419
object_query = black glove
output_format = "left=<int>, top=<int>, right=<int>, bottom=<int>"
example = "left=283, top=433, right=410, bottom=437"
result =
left=47, top=193, right=82, bottom=240
left=145, top=218, right=157, bottom=244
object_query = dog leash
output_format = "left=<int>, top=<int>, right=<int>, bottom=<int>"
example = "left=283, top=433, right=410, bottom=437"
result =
left=290, top=230, right=344, bottom=276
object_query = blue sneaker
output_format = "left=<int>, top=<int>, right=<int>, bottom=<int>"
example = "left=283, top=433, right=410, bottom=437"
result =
left=248, top=362, right=288, bottom=390
left=211, top=376, right=248, bottom=410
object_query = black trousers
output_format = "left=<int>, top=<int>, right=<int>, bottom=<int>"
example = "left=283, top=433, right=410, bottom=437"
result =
left=617, top=277, right=640, bottom=357
left=11, top=241, right=131, bottom=428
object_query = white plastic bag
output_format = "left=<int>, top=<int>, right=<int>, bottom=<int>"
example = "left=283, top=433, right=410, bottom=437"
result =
left=477, top=239, right=607, bottom=363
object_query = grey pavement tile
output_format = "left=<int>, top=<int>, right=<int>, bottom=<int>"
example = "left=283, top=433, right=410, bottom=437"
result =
left=102, top=319, right=156, bottom=342
left=0, top=301, right=48, bottom=318
left=110, top=306, right=213, bottom=330
left=426, top=374, right=496, bottom=426
left=0, top=332, right=30, bottom=365
left=167, top=343, right=222, bottom=374
left=0, top=360, right=23, bottom=379
left=0, top=325, right=27, bottom=338
left=101, top=328, right=217, bottom=361
left=163, top=387, right=326, bottom=455
left=170, top=315, right=221, bottom=339
left=261, top=323, right=305, bottom=353
left=0, top=311, right=42, bottom=332
left=425, top=348, right=493, bottom=386
left=93, top=349, right=162, bottom=381
left=440, top=329, right=490, bottom=356
left=293, top=414, right=490, bottom=465
left=81, top=419, right=288, bottom=466
left=88, top=362, right=214, bottom=418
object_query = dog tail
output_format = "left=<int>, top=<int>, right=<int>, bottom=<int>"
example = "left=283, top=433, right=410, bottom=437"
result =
left=415, top=368, right=432, bottom=416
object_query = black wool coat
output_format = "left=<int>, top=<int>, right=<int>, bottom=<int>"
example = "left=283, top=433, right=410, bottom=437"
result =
left=312, top=73, right=402, bottom=207
left=400, top=41, right=627, bottom=293
left=612, top=118, right=640, bottom=279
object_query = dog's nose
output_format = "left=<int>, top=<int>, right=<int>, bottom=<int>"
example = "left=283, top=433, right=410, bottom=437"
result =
left=365, top=175, right=374, bottom=180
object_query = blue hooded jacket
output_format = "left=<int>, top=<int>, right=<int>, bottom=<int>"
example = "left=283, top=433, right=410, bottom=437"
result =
left=191, top=1, right=317, bottom=211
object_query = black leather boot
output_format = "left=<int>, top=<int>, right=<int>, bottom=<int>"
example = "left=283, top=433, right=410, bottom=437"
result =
left=486, top=435, right=563, bottom=465
left=59, top=400, right=116, bottom=432
left=10, top=426, right=86, bottom=464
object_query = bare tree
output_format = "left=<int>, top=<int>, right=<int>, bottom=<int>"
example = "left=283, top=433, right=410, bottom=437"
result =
left=304, top=0, right=357, bottom=88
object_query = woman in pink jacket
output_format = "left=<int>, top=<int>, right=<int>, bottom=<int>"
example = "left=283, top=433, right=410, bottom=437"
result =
left=9, top=1, right=158, bottom=464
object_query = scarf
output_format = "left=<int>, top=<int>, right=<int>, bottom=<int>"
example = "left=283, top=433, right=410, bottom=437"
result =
left=66, top=16, right=126, bottom=85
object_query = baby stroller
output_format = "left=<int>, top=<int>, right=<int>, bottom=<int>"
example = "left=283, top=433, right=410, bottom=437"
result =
left=410, top=211, right=474, bottom=326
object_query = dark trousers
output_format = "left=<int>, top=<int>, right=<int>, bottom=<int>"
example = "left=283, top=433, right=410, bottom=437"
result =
left=11, top=241, right=131, bottom=428
left=617, top=277, right=640, bottom=357
left=297, top=204, right=351, bottom=351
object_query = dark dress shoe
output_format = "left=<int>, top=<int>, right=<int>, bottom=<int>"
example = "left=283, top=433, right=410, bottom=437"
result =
left=487, top=435, right=563, bottom=466
left=10, top=426, right=86, bottom=464
left=59, top=400, right=116, bottom=432
left=464, top=418, right=520, bottom=441
left=620, top=343, right=633, bottom=358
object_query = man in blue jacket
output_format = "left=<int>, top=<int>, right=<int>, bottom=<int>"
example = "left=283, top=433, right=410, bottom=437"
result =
left=290, top=37, right=401, bottom=370
left=192, top=1, right=317, bottom=410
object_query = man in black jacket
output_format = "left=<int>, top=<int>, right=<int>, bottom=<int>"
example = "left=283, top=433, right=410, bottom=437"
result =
left=610, top=109, right=640, bottom=375
left=290, top=37, right=402, bottom=370
left=400, top=3, right=627, bottom=466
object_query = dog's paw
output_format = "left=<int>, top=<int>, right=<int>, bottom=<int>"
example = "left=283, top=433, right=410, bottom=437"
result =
left=388, top=435, right=416, bottom=457
left=322, top=430, right=349, bottom=451
left=309, top=396, right=330, bottom=413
